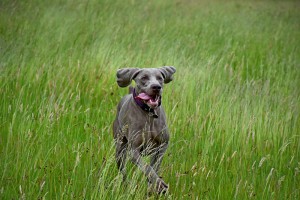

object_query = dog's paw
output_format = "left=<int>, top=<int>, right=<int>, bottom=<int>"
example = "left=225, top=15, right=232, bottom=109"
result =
left=155, top=178, right=169, bottom=194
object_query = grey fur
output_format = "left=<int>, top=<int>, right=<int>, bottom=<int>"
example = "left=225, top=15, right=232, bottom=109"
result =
left=113, top=66, right=176, bottom=194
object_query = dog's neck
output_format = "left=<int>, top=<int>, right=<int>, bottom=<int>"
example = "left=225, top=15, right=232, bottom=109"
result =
left=132, top=88, right=161, bottom=118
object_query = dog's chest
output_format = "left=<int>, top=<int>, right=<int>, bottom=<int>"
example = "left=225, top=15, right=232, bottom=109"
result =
left=119, top=99, right=169, bottom=144
left=144, top=118, right=169, bottom=145
left=121, top=116, right=168, bottom=144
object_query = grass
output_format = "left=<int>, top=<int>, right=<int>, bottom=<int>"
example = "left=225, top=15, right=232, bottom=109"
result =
left=0, top=0, right=299, bottom=199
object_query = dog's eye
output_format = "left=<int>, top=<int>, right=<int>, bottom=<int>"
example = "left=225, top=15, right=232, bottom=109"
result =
left=157, top=76, right=163, bottom=81
left=141, top=76, right=149, bottom=81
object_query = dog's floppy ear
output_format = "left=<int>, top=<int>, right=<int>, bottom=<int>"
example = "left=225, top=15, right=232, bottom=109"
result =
left=159, top=66, right=176, bottom=84
left=116, top=68, right=141, bottom=87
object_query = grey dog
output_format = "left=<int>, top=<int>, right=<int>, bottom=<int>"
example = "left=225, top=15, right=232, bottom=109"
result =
left=113, top=66, right=176, bottom=193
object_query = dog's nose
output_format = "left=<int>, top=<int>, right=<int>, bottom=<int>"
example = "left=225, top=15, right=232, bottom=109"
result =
left=151, top=84, right=162, bottom=91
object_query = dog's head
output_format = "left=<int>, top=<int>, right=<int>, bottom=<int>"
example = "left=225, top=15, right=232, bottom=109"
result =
left=116, top=66, right=176, bottom=108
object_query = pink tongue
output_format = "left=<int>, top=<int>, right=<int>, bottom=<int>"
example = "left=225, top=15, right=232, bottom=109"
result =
left=137, top=93, right=151, bottom=100
left=137, top=93, right=159, bottom=108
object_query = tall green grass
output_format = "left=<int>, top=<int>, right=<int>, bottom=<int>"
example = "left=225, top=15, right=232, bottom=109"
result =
left=1, top=0, right=299, bottom=199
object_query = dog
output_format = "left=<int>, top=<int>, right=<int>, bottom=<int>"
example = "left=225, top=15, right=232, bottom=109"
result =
left=113, top=66, right=176, bottom=194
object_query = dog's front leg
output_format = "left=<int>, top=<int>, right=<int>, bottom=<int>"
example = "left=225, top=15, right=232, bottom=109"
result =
left=130, top=147, right=168, bottom=193
left=115, top=136, right=128, bottom=182
left=150, top=142, right=168, bottom=173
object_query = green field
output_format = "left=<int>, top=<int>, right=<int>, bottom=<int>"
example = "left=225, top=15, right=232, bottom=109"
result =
left=1, top=0, right=299, bottom=199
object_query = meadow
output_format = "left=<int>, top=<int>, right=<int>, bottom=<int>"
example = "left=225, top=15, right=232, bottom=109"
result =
left=0, top=0, right=299, bottom=199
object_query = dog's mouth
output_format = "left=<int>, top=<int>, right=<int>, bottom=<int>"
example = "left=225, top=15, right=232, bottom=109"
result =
left=136, top=93, right=160, bottom=108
